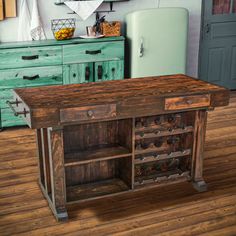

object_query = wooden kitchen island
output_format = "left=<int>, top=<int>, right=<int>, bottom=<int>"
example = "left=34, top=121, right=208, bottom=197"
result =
left=8, top=74, right=230, bottom=221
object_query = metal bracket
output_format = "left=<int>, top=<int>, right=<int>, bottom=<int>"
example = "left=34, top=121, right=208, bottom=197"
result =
left=6, top=100, right=29, bottom=117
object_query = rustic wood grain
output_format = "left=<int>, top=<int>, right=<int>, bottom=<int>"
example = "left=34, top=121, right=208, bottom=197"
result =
left=48, top=127, right=68, bottom=221
left=13, top=75, right=230, bottom=129
left=60, top=104, right=116, bottom=123
left=192, top=110, right=208, bottom=192
left=165, top=94, right=210, bottom=110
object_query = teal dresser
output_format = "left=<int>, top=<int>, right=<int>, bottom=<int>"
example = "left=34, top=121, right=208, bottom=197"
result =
left=0, top=37, right=124, bottom=129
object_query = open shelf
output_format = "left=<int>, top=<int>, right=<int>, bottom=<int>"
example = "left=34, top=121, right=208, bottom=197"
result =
left=65, top=144, right=131, bottom=166
left=66, top=178, right=129, bottom=202
left=65, top=155, right=132, bottom=202
left=63, top=119, right=132, bottom=166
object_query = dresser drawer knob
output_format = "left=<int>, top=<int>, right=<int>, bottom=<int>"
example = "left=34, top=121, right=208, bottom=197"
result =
left=87, top=110, right=94, bottom=117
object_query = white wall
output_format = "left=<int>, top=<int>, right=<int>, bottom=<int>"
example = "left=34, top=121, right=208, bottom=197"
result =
left=0, top=0, right=202, bottom=77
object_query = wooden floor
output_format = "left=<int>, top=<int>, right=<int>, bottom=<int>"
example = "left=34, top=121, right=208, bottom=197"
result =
left=0, top=92, right=236, bottom=236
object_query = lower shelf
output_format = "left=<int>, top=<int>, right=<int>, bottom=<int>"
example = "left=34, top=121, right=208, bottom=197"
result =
left=66, top=178, right=130, bottom=202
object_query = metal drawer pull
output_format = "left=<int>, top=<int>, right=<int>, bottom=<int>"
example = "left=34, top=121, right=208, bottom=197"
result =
left=87, top=110, right=94, bottom=117
left=23, top=75, right=40, bottom=80
left=85, top=50, right=101, bottom=55
left=97, top=65, right=103, bottom=80
left=6, top=100, right=29, bottom=117
left=21, top=55, right=39, bottom=60
left=85, top=66, right=90, bottom=81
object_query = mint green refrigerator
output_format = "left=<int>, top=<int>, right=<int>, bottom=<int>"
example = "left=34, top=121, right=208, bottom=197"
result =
left=126, top=8, right=188, bottom=78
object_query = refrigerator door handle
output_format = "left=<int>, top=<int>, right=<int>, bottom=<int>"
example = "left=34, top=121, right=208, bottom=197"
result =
left=139, top=37, right=144, bottom=57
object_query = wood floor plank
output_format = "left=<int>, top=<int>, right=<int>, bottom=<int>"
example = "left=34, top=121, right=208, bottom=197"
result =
left=8, top=188, right=236, bottom=235
left=110, top=205, right=236, bottom=236
left=155, top=214, right=236, bottom=236
left=199, top=224, right=236, bottom=236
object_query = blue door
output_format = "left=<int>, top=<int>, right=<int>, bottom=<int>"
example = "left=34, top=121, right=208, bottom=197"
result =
left=199, top=0, right=236, bottom=89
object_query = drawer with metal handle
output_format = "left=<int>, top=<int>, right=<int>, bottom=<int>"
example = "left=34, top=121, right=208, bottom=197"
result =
left=0, top=66, right=63, bottom=89
left=60, top=104, right=117, bottom=124
left=165, top=94, right=210, bottom=111
left=63, top=41, right=124, bottom=64
left=0, top=46, right=62, bottom=69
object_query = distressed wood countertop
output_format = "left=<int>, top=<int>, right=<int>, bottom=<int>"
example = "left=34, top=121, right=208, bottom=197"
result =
left=12, top=74, right=230, bottom=128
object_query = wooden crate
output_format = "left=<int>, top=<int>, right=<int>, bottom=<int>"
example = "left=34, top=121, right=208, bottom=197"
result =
left=101, top=21, right=121, bottom=37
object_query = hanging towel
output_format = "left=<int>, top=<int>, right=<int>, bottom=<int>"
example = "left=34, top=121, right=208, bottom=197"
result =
left=31, top=0, right=46, bottom=40
left=17, top=0, right=31, bottom=41
left=65, top=0, right=103, bottom=21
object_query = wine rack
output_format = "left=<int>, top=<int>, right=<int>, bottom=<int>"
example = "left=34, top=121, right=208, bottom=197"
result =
left=134, top=111, right=195, bottom=187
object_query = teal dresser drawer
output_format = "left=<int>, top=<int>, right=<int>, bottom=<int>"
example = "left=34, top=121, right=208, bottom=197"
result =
left=0, top=89, right=12, bottom=108
left=1, top=108, right=26, bottom=127
left=63, top=41, right=124, bottom=64
left=0, top=66, right=63, bottom=89
left=0, top=46, right=62, bottom=69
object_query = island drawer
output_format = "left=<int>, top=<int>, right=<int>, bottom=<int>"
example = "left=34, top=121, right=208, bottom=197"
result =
left=63, top=41, right=124, bottom=64
left=0, top=66, right=63, bottom=89
left=165, top=94, right=210, bottom=111
left=0, top=46, right=62, bottom=69
left=60, top=104, right=117, bottom=124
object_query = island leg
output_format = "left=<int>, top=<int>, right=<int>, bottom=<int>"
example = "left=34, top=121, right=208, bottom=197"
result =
left=192, top=110, right=208, bottom=192
left=47, top=127, right=68, bottom=221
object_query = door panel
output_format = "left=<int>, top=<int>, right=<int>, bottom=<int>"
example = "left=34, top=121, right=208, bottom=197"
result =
left=63, top=63, right=93, bottom=84
left=199, top=0, right=236, bottom=89
left=94, top=60, right=124, bottom=82
left=230, top=46, right=236, bottom=81
left=207, top=48, right=226, bottom=83
left=211, top=21, right=236, bottom=39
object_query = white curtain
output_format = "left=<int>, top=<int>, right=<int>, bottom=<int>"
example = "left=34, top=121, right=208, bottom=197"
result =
left=17, top=0, right=31, bottom=41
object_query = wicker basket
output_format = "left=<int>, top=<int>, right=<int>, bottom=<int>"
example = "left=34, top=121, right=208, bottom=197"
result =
left=100, top=21, right=121, bottom=37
